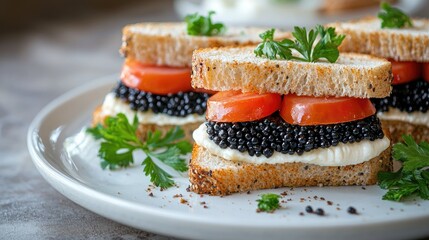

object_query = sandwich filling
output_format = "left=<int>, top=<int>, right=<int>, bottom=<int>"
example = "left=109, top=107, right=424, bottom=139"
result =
left=371, top=61, right=429, bottom=126
left=114, top=82, right=209, bottom=116
left=101, top=92, right=205, bottom=125
left=193, top=122, right=389, bottom=166
left=101, top=58, right=211, bottom=125
left=197, top=90, right=390, bottom=166
left=203, top=115, right=384, bottom=157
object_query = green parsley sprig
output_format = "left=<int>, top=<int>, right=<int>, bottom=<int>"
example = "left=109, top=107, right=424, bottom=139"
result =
left=254, top=25, right=345, bottom=63
left=378, top=2, right=413, bottom=29
left=87, top=113, right=192, bottom=189
left=256, top=193, right=281, bottom=212
left=185, top=11, right=225, bottom=36
left=378, top=135, right=429, bottom=201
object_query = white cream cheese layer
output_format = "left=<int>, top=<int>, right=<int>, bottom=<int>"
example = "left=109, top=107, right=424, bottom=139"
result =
left=378, top=108, right=429, bottom=127
left=193, top=123, right=390, bottom=166
left=101, top=93, right=205, bottom=125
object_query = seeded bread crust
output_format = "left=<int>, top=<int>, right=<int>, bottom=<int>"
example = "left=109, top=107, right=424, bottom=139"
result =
left=120, top=23, right=291, bottom=67
left=380, top=119, right=429, bottom=143
left=328, top=17, right=429, bottom=62
left=92, top=106, right=201, bottom=143
left=191, top=47, right=392, bottom=98
left=189, top=141, right=392, bottom=196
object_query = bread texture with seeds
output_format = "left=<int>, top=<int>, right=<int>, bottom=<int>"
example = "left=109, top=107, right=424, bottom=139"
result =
left=191, top=46, right=393, bottom=98
left=380, top=119, right=429, bottom=143
left=328, top=17, right=429, bottom=62
left=189, top=143, right=392, bottom=196
left=120, top=23, right=290, bottom=67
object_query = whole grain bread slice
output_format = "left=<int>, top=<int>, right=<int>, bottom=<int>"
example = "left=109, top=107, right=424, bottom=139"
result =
left=92, top=106, right=200, bottom=143
left=120, top=23, right=290, bottom=67
left=192, top=46, right=392, bottom=98
left=189, top=143, right=392, bottom=196
left=380, top=119, right=429, bottom=143
left=328, top=17, right=429, bottom=62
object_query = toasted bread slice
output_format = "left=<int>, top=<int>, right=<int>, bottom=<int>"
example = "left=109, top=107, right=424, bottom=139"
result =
left=380, top=119, right=429, bottom=143
left=189, top=142, right=392, bottom=196
left=328, top=17, right=429, bottom=62
left=191, top=46, right=392, bottom=98
left=92, top=106, right=200, bottom=143
left=377, top=108, right=429, bottom=143
left=120, top=23, right=290, bottom=67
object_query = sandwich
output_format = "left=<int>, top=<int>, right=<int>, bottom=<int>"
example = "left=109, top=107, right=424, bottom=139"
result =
left=328, top=3, right=429, bottom=143
left=92, top=12, right=290, bottom=142
left=188, top=26, right=393, bottom=195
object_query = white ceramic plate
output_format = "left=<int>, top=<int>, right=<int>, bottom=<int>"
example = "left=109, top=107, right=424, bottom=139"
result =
left=28, top=76, right=429, bottom=240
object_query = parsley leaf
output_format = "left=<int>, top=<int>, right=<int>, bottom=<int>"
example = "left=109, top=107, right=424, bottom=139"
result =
left=254, top=26, right=345, bottom=63
left=254, top=29, right=293, bottom=60
left=88, top=114, right=140, bottom=170
left=378, top=2, right=413, bottom=29
left=393, top=135, right=429, bottom=171
left=86, top=113, right=192, bottom=189
left=185, top=11, right=225, bottom=36
left=256, top=193, right=281, bottom=212
left=143, top=156, right=174, bottom=189
left=378, top=135, right=429, bottom=201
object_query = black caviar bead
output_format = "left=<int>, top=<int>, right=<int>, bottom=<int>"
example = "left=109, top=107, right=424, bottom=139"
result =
left=219, top=140, right=227, bottom=149
left=305, top=206, right=313, bottom=213
left=237, top=145, right=246, bottom=152
left=113, top=82, right=210, bottom=117
left=245, top=133, right=252, bottom=140
left=262, top=148, right=274, bottom=158
left=281, top=142, right=289, bottom=151
left=372, top=79, right=429, bottom=113
left=315, top=208, right=325, bottom=216
left=213, top=136, right=221, bottom=144
left=347, top=206, right=358, bottom=215
left=284, top=133, right=293, bottom=141
left=248, top=149, right=255, bottom=156
left=227, top=128, right=235, bottom=137
left=253, top=145, right=262, bottom=152
left=218, top=130, right=227, bottom=139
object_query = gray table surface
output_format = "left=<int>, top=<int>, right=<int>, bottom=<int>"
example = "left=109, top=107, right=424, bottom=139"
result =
left=1, top=1, right=178, bottom=239
left=1, top=1, right=428, bottom=239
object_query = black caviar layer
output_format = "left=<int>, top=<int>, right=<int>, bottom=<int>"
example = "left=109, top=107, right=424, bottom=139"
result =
left=372, top=79, right=429, bottom=113
left=206, top=114, right=384, bottom=158
left=113, top=82, right=210, bottom=117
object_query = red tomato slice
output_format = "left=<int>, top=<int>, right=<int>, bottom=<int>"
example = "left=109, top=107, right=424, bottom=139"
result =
left=424, top=63, right=429, bottom=82
left=391, top=60, right=422, bottom=85
left=121, top=59, right=192, bottom=95
left=206, top=91, right=282, bottom=122
left=280, top=94, right=376, bottom=126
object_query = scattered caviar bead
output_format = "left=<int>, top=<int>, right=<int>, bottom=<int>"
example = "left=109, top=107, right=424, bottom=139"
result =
left=205, top=114, right=384, bottom=157
left=347, top=206, right=358, bottom=214
left=305, top=206, right=313, bottom=213
left=113, top=82, right=210, bottom=117
left=372, top=79, right=429, bottom=113
left=315, top=208, right=325, bottom=216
